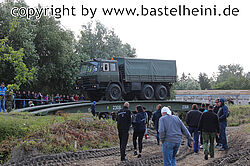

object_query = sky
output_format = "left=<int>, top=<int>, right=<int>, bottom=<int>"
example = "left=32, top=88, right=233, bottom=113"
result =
left=4, top=0, right=250, bottom=78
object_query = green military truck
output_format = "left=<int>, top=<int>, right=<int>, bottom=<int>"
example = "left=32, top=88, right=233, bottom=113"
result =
left=76, top=57, right=177, bottom=101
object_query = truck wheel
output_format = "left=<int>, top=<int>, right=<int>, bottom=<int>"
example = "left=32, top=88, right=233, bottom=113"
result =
left=106, top=83, right=121, bottom=101
left=123, top=93, right=135, bottom=101
left=140, top=84, right=154, bottom=100
left=155, top=85, right=167, bottom=100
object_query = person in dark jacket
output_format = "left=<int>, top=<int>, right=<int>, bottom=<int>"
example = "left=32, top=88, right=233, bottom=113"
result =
left=217, top=98, right=229, bottom=151
left=199, top=103, right=207, bottom=148
left=15, top=91, right=21, bottom=109
left=213, top=98, right=221, bottom=148
left=198, top=105, right=220, bottom=160
left=117, top=102, right=132, bottom=161
left=185, top=104, right=202, bottom=153
left=0, top=82, right=7, bottom=112
left=133, top=105, right=147, bottom=158
left=91, top=101, right=96, bottom=117
left=213, top=98, right=220, bottom=114
left=152, top=104, right=162, bottom=145
left=21, top=91, right=27, bottom=108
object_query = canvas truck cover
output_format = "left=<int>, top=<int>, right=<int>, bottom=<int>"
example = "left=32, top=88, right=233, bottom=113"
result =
left=115, top=58, right=177, bottom=82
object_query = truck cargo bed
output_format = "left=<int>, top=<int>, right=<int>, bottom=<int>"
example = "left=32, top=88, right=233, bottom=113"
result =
left=116, top=57, right=177, bottom=82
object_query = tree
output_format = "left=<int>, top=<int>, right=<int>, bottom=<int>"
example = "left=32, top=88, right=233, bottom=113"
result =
left=213, top=64, right=250, bottom=90
left=0, top=1, right=38, bottom=69
left=217, top=64, right=244, bottom=83
left=175, top=73, right=201, bottom=90
left=0, top=19, right=35, bottom=90
left=33, top=15, right=79, bottom=94
left=76, top=21, right=136, bottom=60
left=198, top=72, right=212, bottom=90
left=0, top=1, right=80, bottom=94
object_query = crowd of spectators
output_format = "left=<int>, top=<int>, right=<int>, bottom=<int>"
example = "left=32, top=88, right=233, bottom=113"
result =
left=14, top=91, right=85, bottom=109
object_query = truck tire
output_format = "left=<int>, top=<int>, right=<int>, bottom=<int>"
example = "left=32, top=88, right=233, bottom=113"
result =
left=155, top=85, right=167, bottom=100
left=123, top=93, right=135, bottom=101
left=106, top=83, right=121, bottom=101
left=140, top=84, right=154, bottom=100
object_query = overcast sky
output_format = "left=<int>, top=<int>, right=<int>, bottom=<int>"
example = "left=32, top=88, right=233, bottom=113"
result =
left=5, top=0, right=250, bottom=78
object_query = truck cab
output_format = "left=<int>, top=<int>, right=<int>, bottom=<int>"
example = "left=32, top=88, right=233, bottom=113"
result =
left=77, top=59, right=121, bottom=101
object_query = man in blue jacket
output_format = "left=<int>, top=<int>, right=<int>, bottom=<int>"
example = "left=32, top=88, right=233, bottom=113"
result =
left=152, top=104, right=162, bottom=145
left=0, top=82, right=7, bottom=113
left=217, top=98, right=229, bottom=151
left=91, top=101, right=96, bottom=117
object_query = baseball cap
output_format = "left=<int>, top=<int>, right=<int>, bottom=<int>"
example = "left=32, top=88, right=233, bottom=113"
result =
left=161, top=107, right=172, bottom=115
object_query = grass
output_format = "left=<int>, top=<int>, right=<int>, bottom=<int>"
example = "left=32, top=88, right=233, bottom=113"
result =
left=0, top=105, right=248, bottom=164
left=0, top=112, right=119, bottom=164
left=227, top=105, right=250, bottom=126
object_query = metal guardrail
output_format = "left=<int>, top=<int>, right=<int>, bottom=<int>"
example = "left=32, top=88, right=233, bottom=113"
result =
left=25, top=100, right=207, bottom=116
left=13, top=101, right=91, bottom=113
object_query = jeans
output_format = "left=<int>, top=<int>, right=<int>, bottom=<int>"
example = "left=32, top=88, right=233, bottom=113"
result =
left=220, top=121, right=228, bottom=149
left=162, top=141, right=180, bottom=166
left=203, top=132, right=216, bottom=157
left=188, top=127, right=200, bottom=152
left=0, top=98, right=5, bottom=112
left=156, top=131, right=160, bottom=144
left=22, top=100, right=26, bottom=108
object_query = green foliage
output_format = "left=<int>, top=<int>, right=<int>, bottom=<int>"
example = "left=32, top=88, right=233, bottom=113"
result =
left=0, top=19, right=35, bottom=90
left=33, top=15, right=79, bottom=94
left=1, top=1, right=137, bottom=94
left=0, top=1, right=38, bottom=72
left=213, top=64, right=250, bottom=90
left=217, top=64, right=244, bottom=83
left=76, top=21, right=136, bottom=60
left=175, top=73, right=201, bottom=90
left=0, top=1, right=79, bottom=94
left=198, top=72, right=212, bottom=90
left=176, top=64, right=249, bottom=90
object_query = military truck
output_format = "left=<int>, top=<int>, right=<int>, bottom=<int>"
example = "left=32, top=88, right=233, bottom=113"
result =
left=76, top=57, right=177, bottom=101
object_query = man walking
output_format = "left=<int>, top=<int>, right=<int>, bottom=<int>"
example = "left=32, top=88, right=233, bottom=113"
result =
left=217, top=98, right=229, bottom=151
left=0, top=82, right=7, bottom=113
left=159, top=107, right=193, bottom=166
left=152, top=104, right=162, bottom=145
left=213, top=98, right=221, bottom=148
left=185, top=104, right=202, bottom=154
left=90, top=101, right=97, bottom=118
left=117, top=102, right=132, bottom=161
left=198, top=105, right=220, bottom=160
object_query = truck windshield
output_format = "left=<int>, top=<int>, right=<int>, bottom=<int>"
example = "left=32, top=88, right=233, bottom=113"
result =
left=80, top=62, right=99, bottom=73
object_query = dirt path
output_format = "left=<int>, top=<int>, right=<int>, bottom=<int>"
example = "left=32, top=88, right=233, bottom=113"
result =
left=4, top=125, right=249, bottom=166
left=72, top=125, right=250, bottom=166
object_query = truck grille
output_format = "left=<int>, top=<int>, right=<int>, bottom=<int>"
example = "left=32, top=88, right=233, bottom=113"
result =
left=81, top=76, right=96, bottom=85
